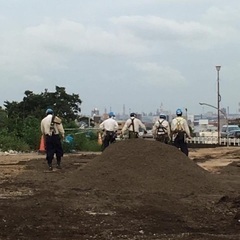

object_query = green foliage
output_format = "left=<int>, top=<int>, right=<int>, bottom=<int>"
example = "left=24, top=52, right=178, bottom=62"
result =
left=0, top=86, right=102, bottom=152
left=74, top=132, right=102, bottom=152
left=4, top=86, right=82, bottom=122
left=0, top=130, right=30, bottom=152
left=62, top=141, right=74, bottom=153
left=63, top=130, right=102, bottom=152
left=22, top=116, right=42, bottom=150
left=0, top=108, right=8, bottom=128
left=64, top=120, right=79, bottom=129
left=0, top=86, right=85, bottom=152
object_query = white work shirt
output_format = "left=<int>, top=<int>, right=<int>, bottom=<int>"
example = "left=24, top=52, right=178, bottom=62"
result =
left=99, top=117, right=118, bottom=132
left=152, top=118, right=171, bottom=137
left=171, top=116, right=191, bottom=138
left=122, top=117, right=147, bottom=133
left=41, top=114, right=65, bottom=137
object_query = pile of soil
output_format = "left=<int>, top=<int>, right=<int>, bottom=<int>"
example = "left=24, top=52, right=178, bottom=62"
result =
left=0, top=139, right=239, bottom=239
left=60, top=139, right=229, bottom=195
left=57, top=139, right=239, bottom=236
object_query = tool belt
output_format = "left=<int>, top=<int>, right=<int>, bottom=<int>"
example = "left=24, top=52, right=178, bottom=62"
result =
left=129, top=131, right=138, bottom=139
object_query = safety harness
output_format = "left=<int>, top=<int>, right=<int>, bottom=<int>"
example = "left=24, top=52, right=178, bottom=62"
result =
left=157, top=119, right=167, bottom=135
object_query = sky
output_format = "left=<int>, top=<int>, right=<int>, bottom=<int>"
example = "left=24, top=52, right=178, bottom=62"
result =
left=1, top=0, right=240, bottom=116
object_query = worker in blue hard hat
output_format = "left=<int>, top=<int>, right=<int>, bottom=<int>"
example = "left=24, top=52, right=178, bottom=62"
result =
left=108, top=112, right=115, bottom=118
left=99, top=112, right=118, bottom=151
left=41, top=108, right=65, bottom=170
left=171, top=108, right=191, bottom=156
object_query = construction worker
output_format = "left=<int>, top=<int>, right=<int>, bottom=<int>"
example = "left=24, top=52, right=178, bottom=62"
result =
left=41, top=108, right=65, bottom=170
left=171, top=108, right=191, bottom=156
left=152, top=113, right=171, bottom=144
left=121, top=113, right=147, bottom=139
left=99, top=112, right=119, bottom=151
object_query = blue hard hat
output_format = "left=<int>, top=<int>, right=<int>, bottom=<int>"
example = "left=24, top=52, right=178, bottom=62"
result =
left=109, top=112, right=115, bottom=117
left=176, top=108, right=182, bottom=115
left=159, top=113, right=166, bottom=119
left=46, top=108, right=54, bottom=115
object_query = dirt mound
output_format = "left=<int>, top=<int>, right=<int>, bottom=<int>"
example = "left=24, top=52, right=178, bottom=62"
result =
left=60, top=139, right=228, bottom=195
left=1, top=144, right=240, bottom=239
left=56, top=139, right=239, bottom=234
left=219, top=161, right=240, bottom=175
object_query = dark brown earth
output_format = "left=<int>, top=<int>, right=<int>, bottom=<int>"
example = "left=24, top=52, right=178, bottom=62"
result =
left=0, top=139, right=240, bottom=240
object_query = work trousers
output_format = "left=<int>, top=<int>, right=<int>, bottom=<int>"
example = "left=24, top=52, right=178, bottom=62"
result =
left=45, top=134, right=63, bottom=166
left=102, top=131, right=116, bottom=151
left=173, top=137, right=189, bottom=156
left=156, top=134, right=169, bottom=144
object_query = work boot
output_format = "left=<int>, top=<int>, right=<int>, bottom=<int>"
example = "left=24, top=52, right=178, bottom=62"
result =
left=48, top=165, right=53, bottom=171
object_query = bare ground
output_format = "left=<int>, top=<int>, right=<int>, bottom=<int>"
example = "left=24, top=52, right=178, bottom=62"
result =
left=0, top=140, right=240, bottom=240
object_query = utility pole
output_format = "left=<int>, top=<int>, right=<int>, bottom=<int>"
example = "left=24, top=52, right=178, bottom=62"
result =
left=216, top=66, right=221, bottom=145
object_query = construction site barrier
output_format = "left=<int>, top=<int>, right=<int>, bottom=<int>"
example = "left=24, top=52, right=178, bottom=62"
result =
left=187, top=137, right=240, bottom=146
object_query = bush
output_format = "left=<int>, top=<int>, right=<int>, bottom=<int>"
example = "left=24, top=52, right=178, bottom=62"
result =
left=0, top=115, right=102, bottom=152
left=21, top=116, right=41, bottom=150
left=63, top=130, right=102, bottom=152
left=0, top=116, right=41, bottom=152
left=0, top=133, right=30, bottom=152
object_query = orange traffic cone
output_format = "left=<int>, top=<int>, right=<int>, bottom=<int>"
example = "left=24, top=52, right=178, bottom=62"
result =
left=97, top=132, right=103, bottom=145
left=38, top=135, right=46, bottom=153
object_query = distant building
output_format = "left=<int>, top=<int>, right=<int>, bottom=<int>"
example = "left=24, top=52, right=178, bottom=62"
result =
left=91, top=108, right=99, bottom=116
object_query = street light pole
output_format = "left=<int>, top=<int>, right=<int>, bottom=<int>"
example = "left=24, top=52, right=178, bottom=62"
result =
left=216, top=66, right=221, bottom=145
left=199, top=102, right=229, bottom=146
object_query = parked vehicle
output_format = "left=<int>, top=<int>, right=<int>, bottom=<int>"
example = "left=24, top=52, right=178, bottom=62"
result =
left=227, top=130, right=240, bottom=138
left=221, top=125, right=240, bottom=138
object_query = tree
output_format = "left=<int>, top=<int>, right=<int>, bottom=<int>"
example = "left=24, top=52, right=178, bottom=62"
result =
left=4, top=86, right=82, bottom=122
left=2, top=86, right=82, bottom=150
left=0, top=87, right=104, bottom=152
left=0, top=107, right=8, bottom=129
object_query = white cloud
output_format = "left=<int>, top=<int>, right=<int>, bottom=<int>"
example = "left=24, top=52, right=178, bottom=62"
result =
left=202, top=5, right=240, bottom=25
left=132, top=62, right=186, bottom=87
left=111, top=14, right=240, bottom=50
left=24, top=19, right=148, bottom=56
